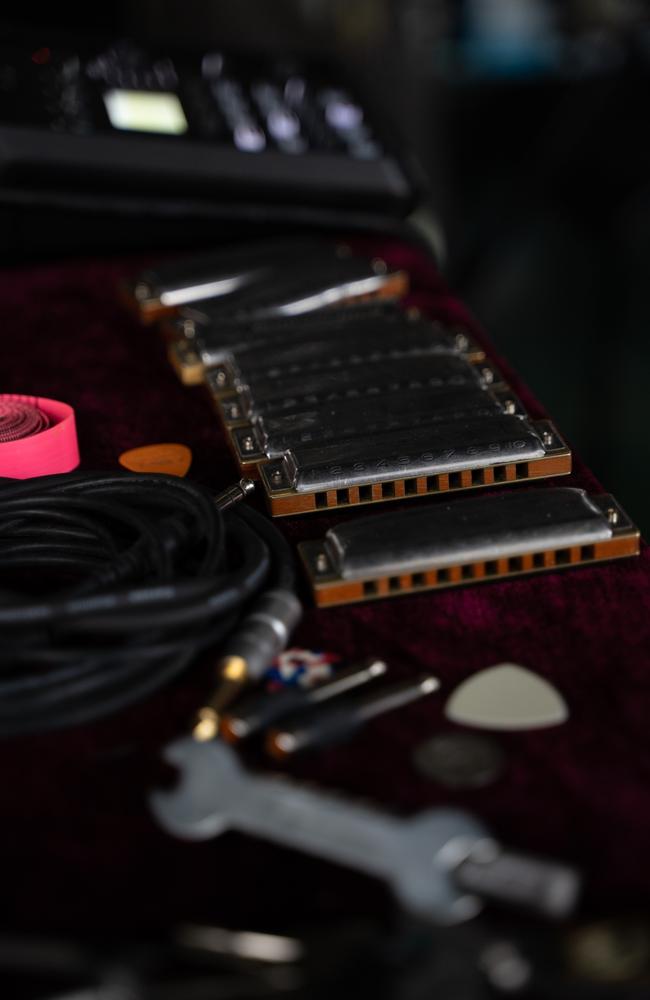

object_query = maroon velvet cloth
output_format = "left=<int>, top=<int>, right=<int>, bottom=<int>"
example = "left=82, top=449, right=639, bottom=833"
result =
left=1, top=240, right=649, bottom=934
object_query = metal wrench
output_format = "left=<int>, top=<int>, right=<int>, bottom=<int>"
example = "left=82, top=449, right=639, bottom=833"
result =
left=150, top=737, right=579, bottom=925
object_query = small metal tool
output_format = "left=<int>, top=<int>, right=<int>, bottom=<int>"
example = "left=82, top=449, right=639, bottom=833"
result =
left=150, top=737, right=580, bottom=925
left=220, top=658, right=387, bottom=743
left=266, top=674, right=439, bottom=757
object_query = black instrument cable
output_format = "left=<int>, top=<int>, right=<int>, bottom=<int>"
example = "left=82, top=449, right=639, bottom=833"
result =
left=0, top=472, right=301, bottom=737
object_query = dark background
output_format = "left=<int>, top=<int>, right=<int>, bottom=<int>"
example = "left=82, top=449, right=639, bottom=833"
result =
left=4, top=0, right=649, bottom=532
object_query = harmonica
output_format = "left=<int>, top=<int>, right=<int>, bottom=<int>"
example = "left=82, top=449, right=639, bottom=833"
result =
left=258, top=416, right=570, bottom=516
left=230, top=384, right=521, bottom=473
left=197, top=327, right=491, bottom=406
left=299, top=488, right=640, bottom=606
left=171, top=306, right=482, bottom=386
left=122, top=239, right=407, bottom=323
left=213, top=354, right=492, bottom=427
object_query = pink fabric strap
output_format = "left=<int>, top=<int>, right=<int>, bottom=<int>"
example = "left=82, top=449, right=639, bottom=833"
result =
left=0, top=394, right=79, bottom=478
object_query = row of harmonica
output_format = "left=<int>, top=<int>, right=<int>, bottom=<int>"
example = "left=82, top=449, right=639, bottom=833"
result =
left=123, top=239, right=639, bottom=604
left=124, top=240, right=571, bottom=518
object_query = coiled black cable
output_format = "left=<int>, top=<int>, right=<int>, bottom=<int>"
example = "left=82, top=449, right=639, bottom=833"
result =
left=0, top=472, right=296, bottom=736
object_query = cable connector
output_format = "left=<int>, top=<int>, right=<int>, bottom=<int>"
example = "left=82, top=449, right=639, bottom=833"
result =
left=192, top=589, right=302, bottom=741
left=214, top=478, right=256, bottom=511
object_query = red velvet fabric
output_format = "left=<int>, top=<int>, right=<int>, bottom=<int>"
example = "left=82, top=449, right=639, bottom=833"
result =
left=1, top=240, right=648, bottom=934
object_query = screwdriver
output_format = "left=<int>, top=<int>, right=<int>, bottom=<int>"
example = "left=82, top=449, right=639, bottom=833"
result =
left=266, top=674, right=440, bottom=758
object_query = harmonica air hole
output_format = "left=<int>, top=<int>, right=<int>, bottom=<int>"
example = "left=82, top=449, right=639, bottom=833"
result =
left=484, top=560, right=498, bottom=576
left=515, top=463, right=529, bottom=480
left=532, top=552, right=545, bottom=569
left=581, top=544, right=595, bottom=561
left=404, top=478, right=418, bottom=496
left=493, top=466, right=507, bottom=483
left=426, top=475, right=438, bottom=492
left=449, top=471, right=462, bottom=489
left=438, top=568, right=450, bottom=583
left=461, top=564, right=474, bottom=580
left=508, top=556, right=523, bottom=572
left=359, top=485, right=372, bottom=502
left=388, top=576, right=401, bottom=592
left=336, top=488, right=348, bottom=505
left=412, top=572, right=426, bottom=587
left=363, top=580, right=379, bottom=597
left=555, top=548, right=571, bottom=565
left=315, top=492, right=328, bottom=509
left=471, top=468, right=483, bottom=486
left=382, top=482, right=396, bottom=498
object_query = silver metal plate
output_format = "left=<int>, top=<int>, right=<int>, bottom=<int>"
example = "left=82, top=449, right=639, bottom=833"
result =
left=199, top=311, right=468, bottom=372
left=323, top=488, right=613, bottom=580
left=130, top=238, right=346, bottom=309
left=239, top=386, right=509, bottom=458
left=275, top=414, right=546, bottom=493
left=187, top=267, right=401, bottom=323
left=230, top=352, right=495, bottom=423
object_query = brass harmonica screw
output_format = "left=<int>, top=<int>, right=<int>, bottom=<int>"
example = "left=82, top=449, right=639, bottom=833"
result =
left=372, top=257, right=388, bottom=274
left=504, top=400, right=516, bottom=415
left=214, top=369, right=228, bottom=387
left=134, top=281, right=150, bottom=301
left=271, top=469, right=283, bottom=485
left=228, top=404, right=240, bottom=420
left=481, top=368, right=495, bottom=385
left=454, top=331, right=469, bottom=351
left=607, top=507, right=619, bottom=525
left=542, top=430, right=554, bottom=447
left=315, top=553, right=328, bottom=573
left=181, top=319, right=196, bottom=339
left=242, top=435, right=255, bottom=453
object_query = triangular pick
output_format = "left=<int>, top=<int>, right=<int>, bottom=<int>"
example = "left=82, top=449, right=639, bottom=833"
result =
left=119, top=443, right=192, bottom=478
left=445, top=663, right=568, bottom=731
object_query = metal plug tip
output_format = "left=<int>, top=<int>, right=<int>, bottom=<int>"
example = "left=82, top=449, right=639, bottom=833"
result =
left=275, top=732, right=298, bottom=754
left=193, top=708, right=219, bottom=742
left=239, top=478, right=256, bottom=496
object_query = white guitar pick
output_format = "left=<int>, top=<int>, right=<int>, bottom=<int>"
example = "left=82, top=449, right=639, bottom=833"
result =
left=445, top=663, right=568, bottom=731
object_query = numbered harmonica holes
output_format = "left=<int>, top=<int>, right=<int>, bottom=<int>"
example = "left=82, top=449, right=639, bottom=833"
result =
left=412, top=572, right=426, bottom=588
left=336, top=488, right=348, bottom=505
left=437, top=568, right=450, bottom=583
left=532, top=552, right=545, bottom=569
left=493, top=465, right=507, bottom=483
left=426, top=475, right=438, bottom=492
left=404, top=478, right=418, bottom=496
left=359, top=485, right=373, bottom=502
left=363, top=580, right=379, bottom=596
left=449, top=472, right=462, bottom=489
left=516, top=462, right=529, bottom=479
left=471, top=469, right=483, bottom=486
left=555, top=548, right=571, bottom=565
left=388, top=576, right=401, bottom=592
left=382, top=482, right=395, bottom=498
left=508, top=556, right=523, bottom=572
left=485, top=560, right=498, bottom=576
left=461, top=564, right=474, bottom=580
left=315, top=492, right=328, bottom=509
left=581, top=544, right=595, bottom=561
